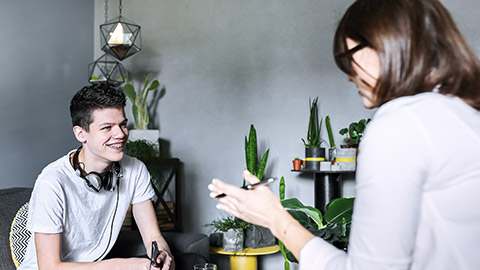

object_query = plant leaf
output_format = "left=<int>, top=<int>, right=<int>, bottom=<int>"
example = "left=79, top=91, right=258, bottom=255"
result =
left=256, top=149, right=269, bottom=180
left=281, top=198, right=305, bottom=208
left=325, top=197, right=355, bottom=224
left=246, top=125, right=257, bottom=175
left=282, top=198, right=323, bottom=228
left=124, top=84, right=137, bottom=104
left=143, top=103, right=149, bottom=128
left=325, top=115, right=335, bottom=148
left=131, top=104, right=139, bottom=127
left=148, top=79, right=160, bottom=91
left=279, top=176, right=285, bottom=201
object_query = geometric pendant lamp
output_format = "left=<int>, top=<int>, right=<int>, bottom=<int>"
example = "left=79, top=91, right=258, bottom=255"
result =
left=100, top=16, right=141, bottom=61
left=88, top=54, right=126, bottom=86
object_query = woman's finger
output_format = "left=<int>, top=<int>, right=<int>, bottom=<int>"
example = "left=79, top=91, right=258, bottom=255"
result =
left=243, top=170, right=261, bottom=185
left=209, top=178, right=247, bottom=199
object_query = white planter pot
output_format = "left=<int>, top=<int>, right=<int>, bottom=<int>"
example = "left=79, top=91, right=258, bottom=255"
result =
left=222, top=229, right=244, bottom=252
left=128, top=129, right=160, bottom=152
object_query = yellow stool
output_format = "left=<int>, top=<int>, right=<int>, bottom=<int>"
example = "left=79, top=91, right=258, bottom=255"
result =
left=210, top=245, right=279, bottom=270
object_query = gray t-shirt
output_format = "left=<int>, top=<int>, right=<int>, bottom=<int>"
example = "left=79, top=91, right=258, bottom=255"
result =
left=19, top=150, right=154, bottom=269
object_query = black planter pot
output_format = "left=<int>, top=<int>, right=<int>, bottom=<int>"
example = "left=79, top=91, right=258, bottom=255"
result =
left=305, top=147, right=326, bottom=170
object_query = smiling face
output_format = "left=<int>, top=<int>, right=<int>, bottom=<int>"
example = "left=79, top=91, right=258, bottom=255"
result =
left=73, top=107, right=128, bottom=173
left=345, top=38, right=381, bottom=109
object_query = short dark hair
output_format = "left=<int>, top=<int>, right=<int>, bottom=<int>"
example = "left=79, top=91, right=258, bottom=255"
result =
left=334, top=0, right=480, bottom=110
left=70, top=83, right=126, bottom=131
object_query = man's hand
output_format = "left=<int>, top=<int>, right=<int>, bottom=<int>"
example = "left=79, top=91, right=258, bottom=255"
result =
left=150, top=249, right=174, bottom=270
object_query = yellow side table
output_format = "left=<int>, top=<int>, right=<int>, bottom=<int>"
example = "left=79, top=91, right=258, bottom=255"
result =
left=210, top=245, right=280, bottom=270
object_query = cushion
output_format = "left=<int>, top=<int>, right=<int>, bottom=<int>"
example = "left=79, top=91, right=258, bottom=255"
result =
left=9, top=202, right=31, bottom=268
left=0, top=188, right=32, bottom=270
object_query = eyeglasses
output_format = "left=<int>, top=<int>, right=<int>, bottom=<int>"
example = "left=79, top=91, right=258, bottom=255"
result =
left=334, top=42, right=369, bottom=74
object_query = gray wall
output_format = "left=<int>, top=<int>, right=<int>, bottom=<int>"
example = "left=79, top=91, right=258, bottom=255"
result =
left=93, top=0, right=480, bottom=268
left=0, top=0, right=94, bottom=188
left=0, top=0, right=478, bottom=269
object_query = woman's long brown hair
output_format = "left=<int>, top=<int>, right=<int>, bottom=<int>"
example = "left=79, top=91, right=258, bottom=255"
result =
left=334, top=0, right=480, bottom=110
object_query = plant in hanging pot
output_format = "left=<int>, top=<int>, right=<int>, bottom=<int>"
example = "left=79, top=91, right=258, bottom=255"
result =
left=206, top=216, right=251, bottom=252
left=124, top=73, right=162, bottom=147
left=301, top=97, right=325, bottom=170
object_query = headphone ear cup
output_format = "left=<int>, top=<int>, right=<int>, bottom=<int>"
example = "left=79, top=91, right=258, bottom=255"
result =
left=85, top=172, right=103, bottom=192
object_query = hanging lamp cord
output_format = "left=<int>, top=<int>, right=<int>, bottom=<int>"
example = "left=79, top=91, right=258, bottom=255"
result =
left=104, top=0, right=108, bottom=22
left=119, top=0, right=123, bottom=17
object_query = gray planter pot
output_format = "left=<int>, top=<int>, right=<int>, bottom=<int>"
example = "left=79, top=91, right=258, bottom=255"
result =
left=222, top=229, right=244, bottom=251
left=335, top=148, right=357, bottom=171
left=245, top=225, right=276, bottom=248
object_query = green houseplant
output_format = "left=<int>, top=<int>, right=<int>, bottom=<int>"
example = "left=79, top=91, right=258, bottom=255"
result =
left=124, top=140, right=163, bottom=199
left=243, top=124, right=276, bottom=248
left=244, top=124, right=270, bottom=185
left=207, top=124, right=274, bottom=251
left=206, top=216, right=251, bottom=251
left=124, top=73, right=161, bottom=130
left=339, top=118, right=371, bottom=148
left=325, top=115, right=336, bottom=161
left=124, top=140, right=166, bottom=230
left=302, top=97, right=325, bottom=170
left=278, top=177, right=354, bottom=269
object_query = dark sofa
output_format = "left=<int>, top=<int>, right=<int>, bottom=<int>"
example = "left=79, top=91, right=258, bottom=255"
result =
left=0, top=187, right=209, bottom=270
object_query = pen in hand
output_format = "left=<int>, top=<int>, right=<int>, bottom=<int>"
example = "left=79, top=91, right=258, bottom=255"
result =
left=215, top=177, right=276, bottom=198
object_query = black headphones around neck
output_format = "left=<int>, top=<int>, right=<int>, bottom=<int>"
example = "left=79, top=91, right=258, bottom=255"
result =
left=72, top=146, right=122, bottom=192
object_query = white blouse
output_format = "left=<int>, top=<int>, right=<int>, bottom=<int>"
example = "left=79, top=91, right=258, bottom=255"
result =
left=300, top=92, right=480, bottom=270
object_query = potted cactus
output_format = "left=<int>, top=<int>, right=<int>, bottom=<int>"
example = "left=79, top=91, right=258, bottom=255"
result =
left=292, top=157, right=302, bottom=171
left=325, top=115, right=336, bottom=161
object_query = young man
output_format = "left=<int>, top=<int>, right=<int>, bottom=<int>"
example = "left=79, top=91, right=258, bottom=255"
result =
left=20, top=83, right=174, bottom=270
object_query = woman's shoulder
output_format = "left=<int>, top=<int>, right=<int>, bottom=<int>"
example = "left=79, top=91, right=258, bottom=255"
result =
left=374, top=92, right=472, bottom=121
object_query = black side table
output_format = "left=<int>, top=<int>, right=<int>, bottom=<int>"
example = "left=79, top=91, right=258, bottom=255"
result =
left=292, top=168, right=354, bottom=214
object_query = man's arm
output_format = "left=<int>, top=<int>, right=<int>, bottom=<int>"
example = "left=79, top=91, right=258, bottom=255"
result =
left=35, top=233, right=151, bottom=270
left=132, top=199, right=174, bottom=270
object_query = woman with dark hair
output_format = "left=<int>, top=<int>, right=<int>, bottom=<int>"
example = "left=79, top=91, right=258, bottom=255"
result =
left=209, top=0, right=480, bottom=269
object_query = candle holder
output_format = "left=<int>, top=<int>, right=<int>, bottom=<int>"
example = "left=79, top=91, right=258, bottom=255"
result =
left=100, top=16, right=141, bottom=61
left=88, top=54, right=127, bottom=86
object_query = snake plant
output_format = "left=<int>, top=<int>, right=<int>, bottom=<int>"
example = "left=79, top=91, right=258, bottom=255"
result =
left=302, top=97, right=324, bottom=148
left=244, top=124, right=269, bottom=186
